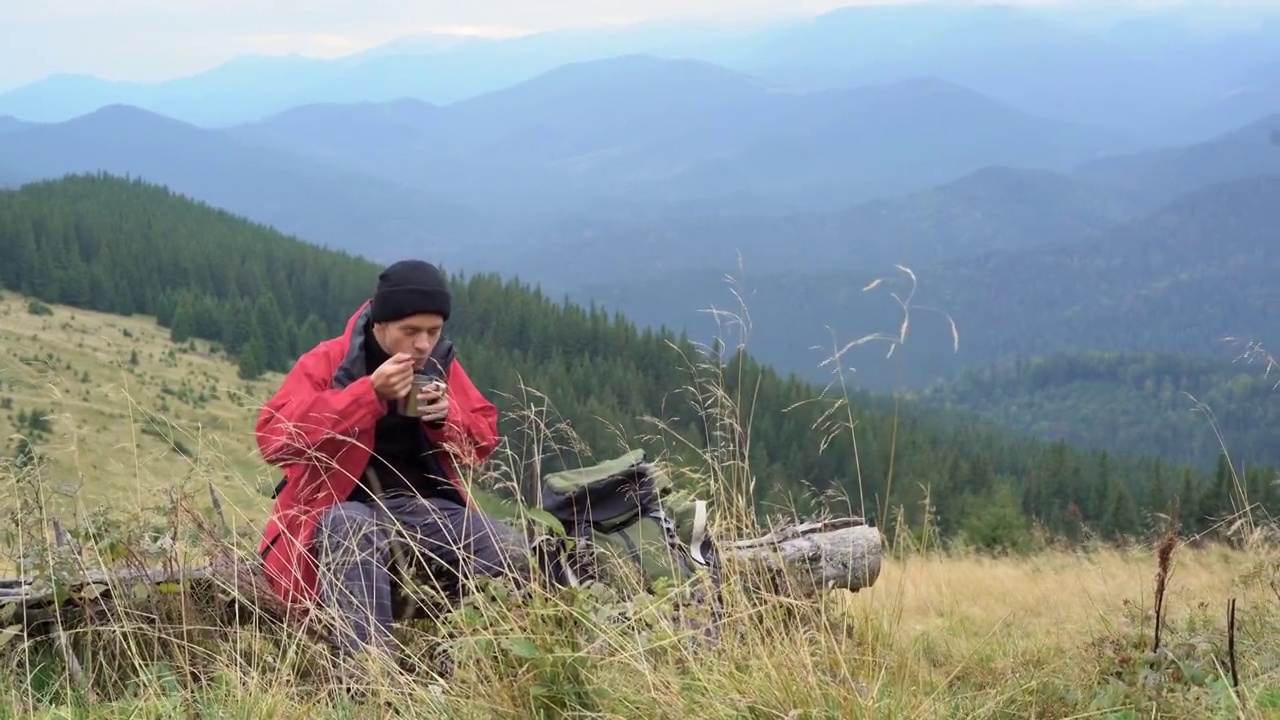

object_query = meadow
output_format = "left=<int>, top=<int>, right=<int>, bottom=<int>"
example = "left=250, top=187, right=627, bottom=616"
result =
left=0, top=291, right=1276, bottom=719
left=0, top=291, right=277, bottom=522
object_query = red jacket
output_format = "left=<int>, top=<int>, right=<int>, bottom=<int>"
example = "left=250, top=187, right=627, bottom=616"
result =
left=254, top=300, right=499, bottom=615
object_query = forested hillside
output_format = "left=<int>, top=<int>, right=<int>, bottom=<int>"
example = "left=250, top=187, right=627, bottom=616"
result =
left=917, top=350, right=1280, bottom=468
left=1, top=173, right=1275, bottom=548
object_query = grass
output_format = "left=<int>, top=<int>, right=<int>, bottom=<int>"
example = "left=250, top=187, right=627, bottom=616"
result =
left=1, top=290, right=1278, bottom=719
left=0, top=291, right=279, bottom=524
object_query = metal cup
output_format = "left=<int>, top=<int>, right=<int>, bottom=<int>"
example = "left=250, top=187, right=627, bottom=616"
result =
left=397, top=375, right=433, bottom=416
left=399, top=375, right=448, bottom=417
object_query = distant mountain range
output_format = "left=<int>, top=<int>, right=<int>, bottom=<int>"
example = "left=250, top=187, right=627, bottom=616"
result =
left=3, top=3, right=1276, bottom=143
left=1075, top=112, right=1280, bottom=207
left=0, top=55, right=1145, bottom=233
left=221, top=57, right=1140, bottom=216
left=476, top=112, right=1280, bottom=284
left=730, top=3, right=1280, bottom=141
left=0, top=20, right=764, bottom=126
left=485, top=165, right=1147, bottom=284
left=1, top=88, right=1276, bottom=289
left=571, top=171, right=1280, bottom=392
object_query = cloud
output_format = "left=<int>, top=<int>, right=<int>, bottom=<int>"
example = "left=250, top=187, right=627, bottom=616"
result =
left=222, top=33, right=375, bottom=57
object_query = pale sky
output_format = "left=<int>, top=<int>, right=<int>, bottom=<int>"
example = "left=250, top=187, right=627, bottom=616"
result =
left=0, top=0, right=1270, bottom=91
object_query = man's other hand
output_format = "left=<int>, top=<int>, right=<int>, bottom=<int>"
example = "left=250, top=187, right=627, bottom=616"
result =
left=371, top=352, right=415, bottom=400
left=418, top=382, right=449, bottom=423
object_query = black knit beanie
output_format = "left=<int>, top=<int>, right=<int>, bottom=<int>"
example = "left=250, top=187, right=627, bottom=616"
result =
left=370, top=260, right=451, bottom=323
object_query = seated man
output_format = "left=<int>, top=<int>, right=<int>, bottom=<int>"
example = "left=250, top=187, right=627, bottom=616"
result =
left=254, top=259, right=529, bottom=661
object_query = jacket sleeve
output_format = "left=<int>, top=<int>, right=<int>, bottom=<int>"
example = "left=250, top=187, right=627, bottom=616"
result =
left=255, top=345, right=388, bottom=467
left=426, top=358, right=499, bottom=466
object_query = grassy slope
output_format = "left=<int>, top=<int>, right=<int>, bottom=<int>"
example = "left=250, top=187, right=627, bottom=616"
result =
left=0, top=291, right=1277, bottom=718
left=0, top=290, right=279, bottom=523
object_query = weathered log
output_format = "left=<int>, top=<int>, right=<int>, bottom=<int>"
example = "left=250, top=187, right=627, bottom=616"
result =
left=0, top=518, right=884, bottom=635
left=721, top=517, right=883, bottom=597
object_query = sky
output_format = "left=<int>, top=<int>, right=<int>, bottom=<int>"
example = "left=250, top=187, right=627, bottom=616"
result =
left=1, top=0, right=1274, bottom=91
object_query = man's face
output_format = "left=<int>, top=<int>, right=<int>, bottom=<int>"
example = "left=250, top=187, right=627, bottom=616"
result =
left=373, top=313, right=445, bottom=369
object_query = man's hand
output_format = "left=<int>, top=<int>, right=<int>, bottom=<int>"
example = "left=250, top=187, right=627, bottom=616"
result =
left=371, top=352, right=415, bottom=401
left=417, top=381, right=449, bottom=424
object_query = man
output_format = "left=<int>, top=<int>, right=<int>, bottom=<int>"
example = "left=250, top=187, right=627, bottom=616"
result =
left=254, top=259, right=529, bottom=661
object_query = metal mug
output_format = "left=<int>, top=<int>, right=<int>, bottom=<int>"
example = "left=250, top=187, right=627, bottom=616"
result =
left=398, top=375, right=445, bottom=417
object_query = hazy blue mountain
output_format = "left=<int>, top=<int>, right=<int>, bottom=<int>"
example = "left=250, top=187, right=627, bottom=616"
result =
left=4, top=2, right=1275, bottom=138
left=1072, top=113, right=1280, bottom=208
left=226, top=56, right=1139, bottom=216
left=0, top=21, right=765, bottom=125
left=1103, top=11, right=1280, bottom=82
left=225, top=56, right=777, bottom=206
left=479, top=165, right=1145, bottom=284
left=694, top=76, right=1138, bottom=209
left=568, top=175, right=1280, bottom=392
left=0, top=73, right=148, bottom=124
left=729, top=3, right=1275, bottom=141
left=0, top=116, right=32, bottom=134
left=826, top=165, right=1144, bottom=258
left=0, top=60, right=1148, bottom=281
left=220, top=98, right=446, bottom=180
left=1166, top=64, right=1280, bottom=142
left=0, top=56, right=328, bottom=125
left=0, top=105, right=500, bottom=263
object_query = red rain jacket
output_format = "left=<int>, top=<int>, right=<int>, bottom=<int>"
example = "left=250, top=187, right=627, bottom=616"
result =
left=254, top=300, right=499, bottom=616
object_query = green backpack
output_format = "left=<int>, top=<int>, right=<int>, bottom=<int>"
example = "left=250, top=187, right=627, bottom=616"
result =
left=537, top=449, right=720, bottom=598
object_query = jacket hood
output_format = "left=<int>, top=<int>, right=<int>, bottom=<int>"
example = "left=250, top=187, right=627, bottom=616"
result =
left=332, top=300, right=375, bottom=390
left=342, top=299, right=373, bottom=337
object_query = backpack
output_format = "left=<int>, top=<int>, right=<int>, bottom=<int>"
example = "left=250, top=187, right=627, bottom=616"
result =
left=535, top=449, right=720, bottom=600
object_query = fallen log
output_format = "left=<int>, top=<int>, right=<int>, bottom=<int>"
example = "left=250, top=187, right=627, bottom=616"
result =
left=0, top=517, right=883, bottom=635
left=721, top=517, right=884, bottom=597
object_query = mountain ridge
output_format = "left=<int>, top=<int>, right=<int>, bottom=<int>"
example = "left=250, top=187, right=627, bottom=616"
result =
left=221, top=57, right=1141, bottom=216
left=6, top=2, right=1275, bottom=139
left=1072, top=112, right=1280, bottom=207
left=0, top=104, right=502, bottom=265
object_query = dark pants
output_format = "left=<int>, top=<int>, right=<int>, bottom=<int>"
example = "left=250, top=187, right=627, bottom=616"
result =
left=313, top=493, right=530, bottom=658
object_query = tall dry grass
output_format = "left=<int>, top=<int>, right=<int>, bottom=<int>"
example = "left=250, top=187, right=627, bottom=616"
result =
left=0, top=274, right=1276, bottom=719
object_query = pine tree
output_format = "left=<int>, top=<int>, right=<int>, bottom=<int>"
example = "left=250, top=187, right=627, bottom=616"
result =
left=1103, top=482, right=1140, bottom=541
left=253, top=294, right=289, bottom=371
left=170, top=295, right=196, bottom=343
left=1174, top=467, right=1201, bottom=532
left=237, top=337, right=268, bottom=380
